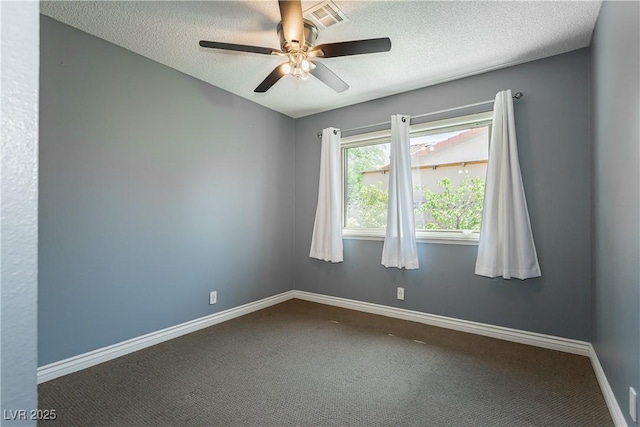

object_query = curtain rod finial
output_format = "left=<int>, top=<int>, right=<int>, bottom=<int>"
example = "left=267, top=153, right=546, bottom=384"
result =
left=513, top=92, right=524, bottom=99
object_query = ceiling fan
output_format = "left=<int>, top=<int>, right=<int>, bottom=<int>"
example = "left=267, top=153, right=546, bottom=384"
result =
left=199, top=1, right=391, bottom=93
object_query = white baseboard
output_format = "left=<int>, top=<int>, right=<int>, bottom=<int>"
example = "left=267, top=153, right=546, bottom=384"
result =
left=38, top=288, right=622, bottom=427
left=37, top=290, right=296, bottom=384
left=292, top=291, right=591, bottom=356
left=589, top=344, right=628, bottom=427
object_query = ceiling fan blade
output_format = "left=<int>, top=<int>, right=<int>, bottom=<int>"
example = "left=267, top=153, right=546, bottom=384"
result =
left=310, top=61, right=349, bottom=93
left=278, top=0, right=305, bottom=46
left=254, top=63, right=288, bottom=93
left=310, top=38, right=392, bottom=58
left=199, top=40, right=281, bottom=55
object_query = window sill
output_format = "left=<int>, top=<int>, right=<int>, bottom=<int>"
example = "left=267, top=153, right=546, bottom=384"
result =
left=342, top=229, right=479, bottom=246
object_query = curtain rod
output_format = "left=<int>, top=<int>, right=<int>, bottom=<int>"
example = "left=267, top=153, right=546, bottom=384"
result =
left=316, top=92, right=524, bottom=138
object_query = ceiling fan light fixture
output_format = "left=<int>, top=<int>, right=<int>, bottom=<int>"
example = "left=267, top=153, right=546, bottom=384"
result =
left=286, top=51, right=311, bottom=80
left=282, top=63, right=292, bottom=74
left=291, top=65, right=309, bottom=80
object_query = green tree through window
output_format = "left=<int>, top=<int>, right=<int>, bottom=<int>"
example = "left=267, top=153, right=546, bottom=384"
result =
left=345, top=144, right=388, bottom=228
left=418, top=176, right=485, bottom=230
left=357, top=184, right=388, bottom=228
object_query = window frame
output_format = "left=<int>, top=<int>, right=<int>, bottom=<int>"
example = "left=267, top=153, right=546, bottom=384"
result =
left=341, top=111, right=493, bottom=245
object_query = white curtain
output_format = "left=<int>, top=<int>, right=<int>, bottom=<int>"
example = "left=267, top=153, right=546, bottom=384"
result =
left=475, top=90, right=541, bottom=280
left=309, top=127, right=343, bottom=263
left=381, top=115, right=419, bottom=270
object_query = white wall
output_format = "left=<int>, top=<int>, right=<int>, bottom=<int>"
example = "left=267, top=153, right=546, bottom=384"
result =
left=0, top=1, right=39, bottom=425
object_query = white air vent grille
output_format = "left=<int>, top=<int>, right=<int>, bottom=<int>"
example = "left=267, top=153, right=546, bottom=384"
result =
left=304, top=0, right=348, bottom=30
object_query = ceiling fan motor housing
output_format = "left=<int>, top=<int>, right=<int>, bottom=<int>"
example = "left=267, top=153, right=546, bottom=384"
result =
left=277, top=19, right=318, bottom=53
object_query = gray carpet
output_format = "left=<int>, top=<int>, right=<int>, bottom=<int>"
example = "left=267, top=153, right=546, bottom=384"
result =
left=39, top=299, right=612, bottom=426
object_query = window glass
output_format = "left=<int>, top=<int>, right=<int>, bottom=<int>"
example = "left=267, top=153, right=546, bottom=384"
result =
left=345, top=142, right=390, bottom=229
left=342, top=112, right=491, bottom=241
left=411, top=127, right=488, bottom=232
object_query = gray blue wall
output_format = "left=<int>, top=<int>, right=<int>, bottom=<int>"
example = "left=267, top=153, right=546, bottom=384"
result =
left=38, top=16, right=295, bottom=366
left=591, top=1, right=640, bottom=425
left=1, top=2, right=39, bottom=424
left=295, top=49, right=592, bottom=341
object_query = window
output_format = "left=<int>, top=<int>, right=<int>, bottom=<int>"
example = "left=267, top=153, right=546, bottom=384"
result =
left=342, top=111, right=492, bottom=244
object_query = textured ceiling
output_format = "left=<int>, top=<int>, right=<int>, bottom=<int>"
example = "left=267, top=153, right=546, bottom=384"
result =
left=40, top=1, right=602, bottom=118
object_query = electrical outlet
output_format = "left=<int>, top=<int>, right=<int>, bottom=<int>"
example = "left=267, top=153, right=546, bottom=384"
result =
left=630, top=387, right=637, bottom=423
left=397, top=287, right=405, bottom=301
left=209, top=291, right=217, bottom=305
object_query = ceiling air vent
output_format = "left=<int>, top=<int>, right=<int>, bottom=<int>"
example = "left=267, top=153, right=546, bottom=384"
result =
left=304, top=0, right=348, bottom=30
